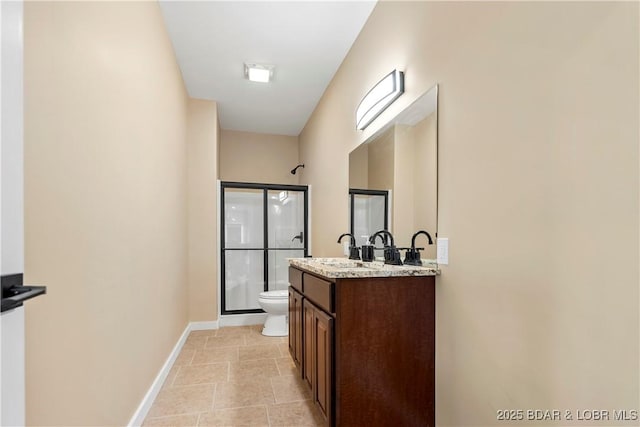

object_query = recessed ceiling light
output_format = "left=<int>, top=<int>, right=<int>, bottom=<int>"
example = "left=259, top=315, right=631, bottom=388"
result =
left=244, top=63, right=274, bottom=83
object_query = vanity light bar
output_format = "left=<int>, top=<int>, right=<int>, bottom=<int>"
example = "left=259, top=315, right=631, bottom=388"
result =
left=356, top=69, right=404, bottom=130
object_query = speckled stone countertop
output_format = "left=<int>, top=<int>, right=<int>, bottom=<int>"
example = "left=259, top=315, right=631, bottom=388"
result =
left=288, top=257, right=439, bottom=279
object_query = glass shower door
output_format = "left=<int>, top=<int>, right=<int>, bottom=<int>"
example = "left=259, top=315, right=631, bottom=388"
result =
left=268, top=190, right=306, bottom=291
left=222, top=188, right=265, bottom=312
left=221, top=183, right=308, bottom=314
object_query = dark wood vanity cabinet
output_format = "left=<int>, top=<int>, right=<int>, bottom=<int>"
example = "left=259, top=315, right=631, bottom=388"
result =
left=288, top=265, right=436, bottom=427
left=312, top=304, right=333, bottom=420
left=302, top=298, right=333, bottom=421
left=302, top=299, right=314, bottom=389
left=288, top=287, right=303, bottom=368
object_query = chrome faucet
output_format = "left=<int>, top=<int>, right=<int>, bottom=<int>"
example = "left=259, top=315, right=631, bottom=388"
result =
left=404, top=230, right=434, bottom=266
left=337, top=233, right=361, bottom=260
left=370, top=230, right=402, bottom=265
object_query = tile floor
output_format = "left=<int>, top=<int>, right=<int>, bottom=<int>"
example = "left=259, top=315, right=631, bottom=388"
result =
left=143, top=325, right=324, bottom=427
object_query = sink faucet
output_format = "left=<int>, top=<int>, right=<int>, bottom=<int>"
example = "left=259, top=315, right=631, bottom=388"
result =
left=369, top=230, right=394, bottom=247
left=337, top=233, right=361, bottom=260
left=404, top=230, right=434, bottom=266
left=370, top=230, right=402, bottom=265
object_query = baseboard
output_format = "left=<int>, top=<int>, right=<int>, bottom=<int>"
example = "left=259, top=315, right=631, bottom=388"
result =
left=219, top=313, right=266, bottom=327
left=190, top=320, right=219, bottom=331
left=127, top=320, right=219, bottom=426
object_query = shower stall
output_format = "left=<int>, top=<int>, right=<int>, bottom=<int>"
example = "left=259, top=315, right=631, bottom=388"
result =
left=221, top=182, right=308, bottom=314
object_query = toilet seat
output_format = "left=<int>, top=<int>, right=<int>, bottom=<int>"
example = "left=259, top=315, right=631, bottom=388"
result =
left=259, top=290, right=288, bottom=299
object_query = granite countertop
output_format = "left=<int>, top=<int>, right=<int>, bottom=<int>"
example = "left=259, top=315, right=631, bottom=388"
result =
left=289, top=257, right=439, bottom=279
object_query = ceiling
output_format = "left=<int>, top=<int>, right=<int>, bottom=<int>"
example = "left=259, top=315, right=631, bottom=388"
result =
left=159, top=1, right=377, bottom=136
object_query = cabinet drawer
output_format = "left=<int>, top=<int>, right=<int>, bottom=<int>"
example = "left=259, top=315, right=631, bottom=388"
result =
left=303, top=273, right=334, bottom=313
left=289, top=267, right=303, bottom=292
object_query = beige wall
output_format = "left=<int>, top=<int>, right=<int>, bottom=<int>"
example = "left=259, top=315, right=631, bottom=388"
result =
left=367, top=126, right=394, bottom=192
left=300, top=2, right=638, bottom=425
left=187, top=99, right=219, bottom=321
left=410, top=114, right=437, bottom=254
left=220, top=130, right=299, bottom=185
left=394, top=114, right=438, bottom=259
left=24, top=2, right=189, bottom=425
left=392, top=124, right=415, bottom=250
left=348, top=143, right=368, bottom=190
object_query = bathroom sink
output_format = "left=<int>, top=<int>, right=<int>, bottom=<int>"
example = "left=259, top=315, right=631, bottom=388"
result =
left=310, top=258, right=388, bottom=270
left=314, top=259, right=364, bottom=268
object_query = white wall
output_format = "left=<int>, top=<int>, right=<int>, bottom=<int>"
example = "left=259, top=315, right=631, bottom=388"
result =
left=1, top=2, right=26, bottom=426
left=1, top=0, right=24, bottom=276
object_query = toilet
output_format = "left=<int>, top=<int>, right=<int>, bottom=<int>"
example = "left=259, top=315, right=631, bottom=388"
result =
left=258, top=290, right=289, bottom=336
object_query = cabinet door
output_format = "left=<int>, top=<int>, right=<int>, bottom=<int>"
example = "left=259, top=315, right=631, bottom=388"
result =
left=288, top=288, right=295, bottom=360
left=302, top=299, right=315, bottom=390
left=313, top=308, right=333, bottom=423
left=288, top=287, right=303, bottom=371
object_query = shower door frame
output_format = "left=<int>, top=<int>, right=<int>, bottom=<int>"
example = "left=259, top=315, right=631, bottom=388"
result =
left=220, top=181, right=309, bottom=315
left=349, top=188, right=389, bottom=238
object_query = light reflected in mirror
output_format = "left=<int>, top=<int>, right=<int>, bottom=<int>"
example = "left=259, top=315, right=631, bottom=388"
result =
left=349, top=84, right=438, bottom=261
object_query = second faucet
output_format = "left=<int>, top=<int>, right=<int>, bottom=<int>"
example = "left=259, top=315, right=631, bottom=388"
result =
left=337, top=233, right=360, bottom=260
left=369, top=230, right=402, bottom=265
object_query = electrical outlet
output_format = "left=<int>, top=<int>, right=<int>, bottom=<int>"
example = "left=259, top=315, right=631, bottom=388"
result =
left=437, top=238, right=449, bottom=265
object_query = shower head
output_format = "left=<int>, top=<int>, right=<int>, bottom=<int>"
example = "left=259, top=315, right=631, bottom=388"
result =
left=290, top=164, right=305, bottom=175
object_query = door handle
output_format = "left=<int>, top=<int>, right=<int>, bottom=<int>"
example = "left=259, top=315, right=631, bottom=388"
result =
left=292, top=232, right=304, bottom=244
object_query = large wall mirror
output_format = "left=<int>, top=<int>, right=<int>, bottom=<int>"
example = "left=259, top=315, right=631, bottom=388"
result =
left=349, top=84, right=438, bottom=260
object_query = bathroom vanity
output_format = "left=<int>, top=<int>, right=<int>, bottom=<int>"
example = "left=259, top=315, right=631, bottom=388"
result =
left=288, top=258, right=438, bottom=427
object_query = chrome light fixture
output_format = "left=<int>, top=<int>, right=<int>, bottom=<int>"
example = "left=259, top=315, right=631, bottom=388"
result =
left=355, top=69, right=404, bottom=130
left=244, top=63, right=274, bottom=83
